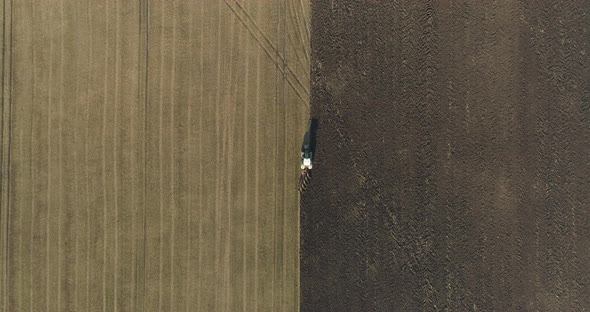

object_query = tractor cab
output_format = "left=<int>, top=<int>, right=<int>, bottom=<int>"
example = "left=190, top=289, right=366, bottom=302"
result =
left=301, top=144, right=313, bottom=170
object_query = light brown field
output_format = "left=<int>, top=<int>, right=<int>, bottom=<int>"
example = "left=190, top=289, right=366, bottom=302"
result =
left=0, top=0, right=309, bottom=311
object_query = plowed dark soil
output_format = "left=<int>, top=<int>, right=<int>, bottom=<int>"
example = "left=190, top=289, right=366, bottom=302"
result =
left=301, top=1, right=590, bottom=311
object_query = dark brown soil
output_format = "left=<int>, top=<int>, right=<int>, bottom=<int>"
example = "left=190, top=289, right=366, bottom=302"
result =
left=301, top=1, right=590, bottom=311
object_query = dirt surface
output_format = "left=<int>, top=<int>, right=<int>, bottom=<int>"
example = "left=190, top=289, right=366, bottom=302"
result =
left=302, top=1, right=590, bottom=311
left=0, top=0, right=309, bottom=311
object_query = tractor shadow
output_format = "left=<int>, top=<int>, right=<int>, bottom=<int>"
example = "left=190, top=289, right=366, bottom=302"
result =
left=309, top=117, right=319, bottom=156
left=302, top=118, right=319, bottom=157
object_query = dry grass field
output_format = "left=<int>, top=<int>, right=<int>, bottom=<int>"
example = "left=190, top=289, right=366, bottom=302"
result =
left=0, top=0, right=309, bottom=311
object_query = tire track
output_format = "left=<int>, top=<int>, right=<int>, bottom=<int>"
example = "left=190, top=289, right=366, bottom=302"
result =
left=224, top=0, right=310, bottom=107
left=217, top=2, right=231, bottom=308
left=168, top=1, right=177, bottom=309
left=101, top=2, right=109, bottom=310
left=15, top=125, right=22, bottom=311
left=84, top=1, right=92, bottom=308
left=45, top=7, right=54, bottom=311
left=253, top=0, right=262, bottom=309
left=0, top=0, right=12, bottom=308
left=28, top=1, right=37, bottom=309
left=229, top=9, right=246, bottom=310
left=287, top=0, right=310, bottom=64
left=125, top=0, right=142, bottom=306
left=285, top=0, right=310, bottom=72
left=57, top=0, right=65, bottom=308
left=241, top=2, right=251, bottom=308
left=272, top=0, right=280, bottom=309
left=130, top=11, right=137, bottom=304
left=72, top=1, right=82, bottom=308
left=285, top=32, right=308, bottom=81
left=297, top=0, right=310, bottom=39
left=284, top=13, right=310, bottom=80
left=279, top=0, right=288, bottom=310
left=221, top=10, right=240, bottom=310
left=113, top=0, right=120, bottom=309
left=195, top=0, right=204, bottom=309
left=129, top=1, right=139, bottom=305
left=157, top=1, right=165, bottom=309
left=213, top=1, right=222, bottom=308
left=0, top=0, right=5, bottom=305
left=139, top=0, right=149, bottom=310
left=184, top=2, right=194, bottom=311
left=219, top=2, right=243, bottom=308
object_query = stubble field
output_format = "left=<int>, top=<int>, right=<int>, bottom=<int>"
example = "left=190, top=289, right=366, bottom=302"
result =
left=0, top=0, right=309, bottom=311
